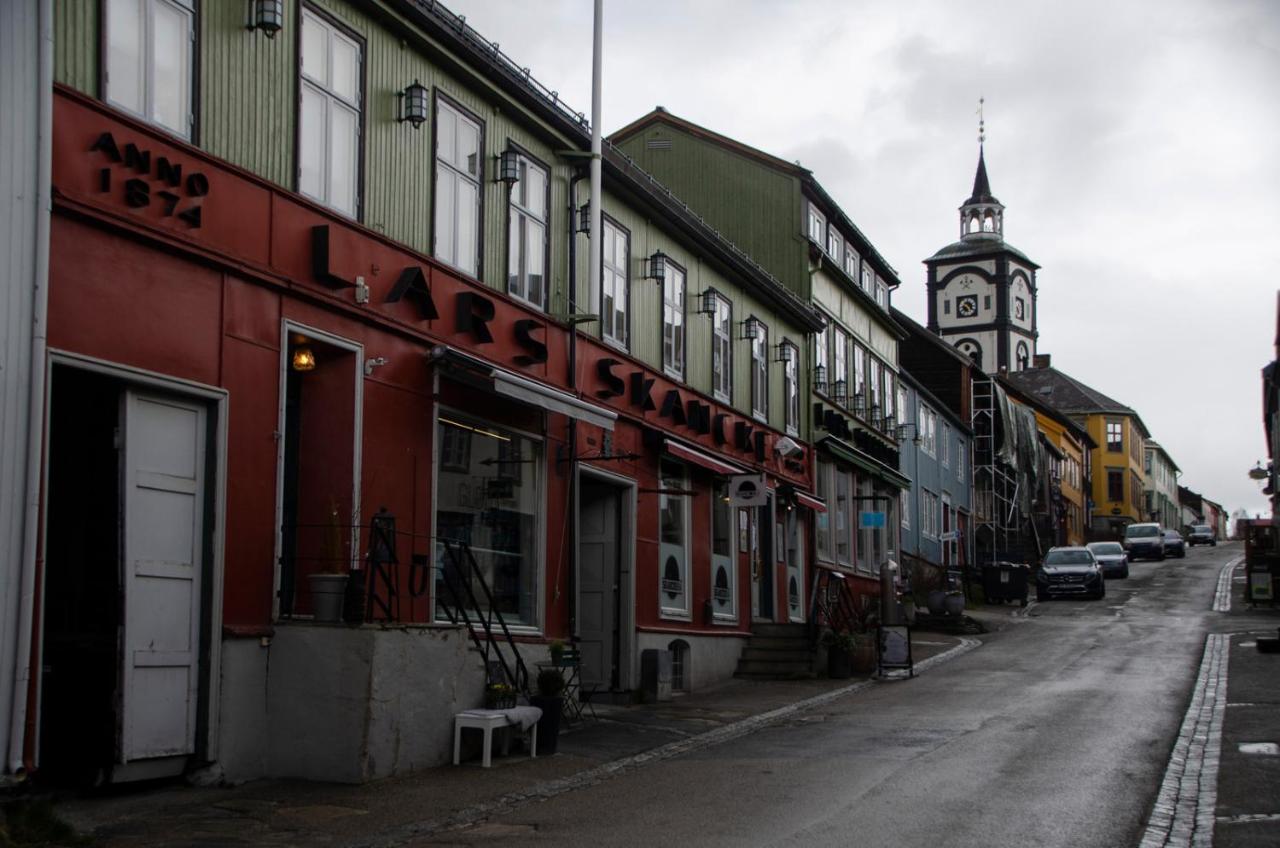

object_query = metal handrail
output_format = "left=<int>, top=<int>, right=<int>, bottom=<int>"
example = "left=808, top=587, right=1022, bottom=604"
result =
left=438, top=539, right=530, bottom=696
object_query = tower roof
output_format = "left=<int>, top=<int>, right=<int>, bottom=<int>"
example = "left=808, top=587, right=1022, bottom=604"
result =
left=965, top=146, right=1000, bottom=206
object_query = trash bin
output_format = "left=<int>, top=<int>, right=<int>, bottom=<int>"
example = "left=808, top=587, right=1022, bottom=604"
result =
left=640, top=649, right=672, bottom=702
left=982, top=561, right=1029, bottom=606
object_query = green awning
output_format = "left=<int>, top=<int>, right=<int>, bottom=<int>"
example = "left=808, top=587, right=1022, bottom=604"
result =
left=817, top=436, right=911, bottom=490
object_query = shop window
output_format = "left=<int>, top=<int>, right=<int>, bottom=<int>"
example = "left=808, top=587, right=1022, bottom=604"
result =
left=434, top=98, right=483, bottom=276
left=711, top=479, right=736, bottom=621
left=835, top=469, right=852, bottom=566
left=277, top=330, right=361, bottom=618
left=668, top=639, right=690, bottom=692
left=105, top=0, right=194, bottom=140
left=856, top=476, right=875, bottom=574
left=815, top=460, right=833, bottom=562
left=435, top=412, right=542, bottom=627
left=712, top=294, right=732, bottom=402
left=662, top=260, right=686, bottom=379
left=659, top=460, right=689, bottom=617
left=507, top=151, right=548, bottom=308
left=299, top=7, right=362, bottom=218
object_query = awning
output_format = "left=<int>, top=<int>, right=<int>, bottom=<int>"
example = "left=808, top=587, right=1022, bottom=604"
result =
left=431, top=346, right=617, bottom=431
left=817, top=435, right=912, bottom=490
left=794, top=491, right=827, bottom=513
left=664, top=438, right=747, bottom=476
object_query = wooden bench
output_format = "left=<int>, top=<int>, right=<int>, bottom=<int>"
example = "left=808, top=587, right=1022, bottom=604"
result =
left=452, top=708, right=540, bottom=768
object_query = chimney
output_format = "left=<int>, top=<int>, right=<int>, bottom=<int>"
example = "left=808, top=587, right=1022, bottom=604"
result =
left=1033, top=353, right=1051, bottom=369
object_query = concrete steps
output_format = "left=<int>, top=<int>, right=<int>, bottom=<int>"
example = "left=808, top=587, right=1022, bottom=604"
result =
left=734, top=623, right=815, bottom=679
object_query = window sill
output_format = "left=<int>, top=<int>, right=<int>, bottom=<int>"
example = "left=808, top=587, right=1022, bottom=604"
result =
left=659, top=610, right=692, bottom=623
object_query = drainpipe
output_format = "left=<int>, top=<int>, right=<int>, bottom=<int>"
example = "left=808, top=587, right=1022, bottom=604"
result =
left=564, top=165, right=585, bottom=637
left=10, top=0, right=53, bottom=775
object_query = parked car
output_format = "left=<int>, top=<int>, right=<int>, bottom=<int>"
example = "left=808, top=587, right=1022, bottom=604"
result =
left=1087, top=541, right=1130, bottom=578
left=1163, top=529, right=1187, bottom=558
left=1036, top=546, right=1106, bottom=601
left=1188, top=525, right=1217, bottom=546
left=1123, top=522, right=1166, bottom=561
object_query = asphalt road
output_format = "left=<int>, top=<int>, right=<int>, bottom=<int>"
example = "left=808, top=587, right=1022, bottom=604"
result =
left=423, top=544, right=1235, bottom=848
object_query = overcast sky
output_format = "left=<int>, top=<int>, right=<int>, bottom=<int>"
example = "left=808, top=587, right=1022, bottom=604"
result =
left=453, top=0, right=1280, bottom=522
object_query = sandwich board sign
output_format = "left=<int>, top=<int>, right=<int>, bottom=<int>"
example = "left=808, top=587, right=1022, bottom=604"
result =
left=729, top=474, right=768, bottom=507
left=877, top=625, right=914, bottom=677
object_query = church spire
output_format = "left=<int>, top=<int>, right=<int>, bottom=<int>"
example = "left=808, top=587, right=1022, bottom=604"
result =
left=959, top=99, right=1004, bottom=242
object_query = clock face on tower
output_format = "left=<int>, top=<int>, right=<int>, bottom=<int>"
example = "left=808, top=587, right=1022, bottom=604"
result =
left=1014, top=297, right=1026, bottom=320
left=957, top=295, right=978, bottom=318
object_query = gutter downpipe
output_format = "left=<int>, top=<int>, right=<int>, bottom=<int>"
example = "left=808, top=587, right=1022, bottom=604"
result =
left=10, top=0, right=54, bottom=775
left=564, top=166, right=585, bottom=636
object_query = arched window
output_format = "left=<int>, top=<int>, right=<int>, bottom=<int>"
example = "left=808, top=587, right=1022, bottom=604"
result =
left=983, top=213, right=995, bottom=232
left=967, top=213, right=981, bottom=234
left=668, top=639, right=690, bottom=692
left=1016, top=342, right=1030, bottom=371
left=957, top=339, right=982, bottom=371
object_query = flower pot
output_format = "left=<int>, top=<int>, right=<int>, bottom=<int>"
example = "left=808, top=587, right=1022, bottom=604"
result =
left=528, top=695, right=563, bottom=754
left=308, top=573, right=349, bottom=622
left=926, top=589, right=947, bottom=616
left=943, top=591, right=966, bottom=617
left=827, top=648, right=852, bottom=679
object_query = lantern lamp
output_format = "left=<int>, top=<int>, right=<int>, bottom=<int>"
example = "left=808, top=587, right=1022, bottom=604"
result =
left=644, top=251, right=667, bottom=282
left=740, top=317, right=760, bottom=340
left=832, top=378, right=847, bottom=404
left=497, top=149, right=521, bottom=185
left=697, top=288, right=719, bottom=315
left=576, top=201, right=591, bottom=235
left=397, top=80, right=429, bottom=129
left=247, top=0, right=284, bottom=38
left=813, top=364, right=827, bottom=393
left=291, top=346, right=317, bottom=372
left=774, top=342, right=794, bottom=363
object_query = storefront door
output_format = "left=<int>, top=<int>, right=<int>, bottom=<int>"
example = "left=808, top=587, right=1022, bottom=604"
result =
left=578, top=479, right=622, bottom=690
left=752, top=496, right=775, bottom=621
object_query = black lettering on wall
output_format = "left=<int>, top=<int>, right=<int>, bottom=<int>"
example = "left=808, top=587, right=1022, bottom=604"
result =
left=385, top=266, right=439, bottom=320
left=735, top=421, right=754, bottom=452
left=714, top=414, right=730, bottom=446
left=596, top=359, right=625, bottom=399
left=513, top=320, right=548, bottom=364
left=124, top=178, right=150, bottom=208
left=156, top=157, right=182, bottom=187
left=123, top=144, right=150, bottom=174
left=455, top=292, right=495, bottom=343
left=89, top=132, right=122, bottom=162
left=629, top=373, right=656, bottom=411
left=754, top=431, right=767, bottom=461
left=310, top=226, right=354, bottom=289
left=687, top=401, right=712, bottom=435
left=185, top=173, right=210, bottom=197
left=660, top=390, right=687, bottom=426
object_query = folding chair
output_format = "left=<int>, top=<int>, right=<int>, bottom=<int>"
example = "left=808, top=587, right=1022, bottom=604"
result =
left=556, top=647, right=598, bottom=723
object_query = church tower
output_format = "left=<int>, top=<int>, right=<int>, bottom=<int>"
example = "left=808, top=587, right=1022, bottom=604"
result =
left=925, top=128, right=1039, bottom=374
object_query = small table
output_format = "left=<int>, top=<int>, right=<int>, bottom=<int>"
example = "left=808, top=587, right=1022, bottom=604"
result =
left=453, top=708, right=540, bottom=768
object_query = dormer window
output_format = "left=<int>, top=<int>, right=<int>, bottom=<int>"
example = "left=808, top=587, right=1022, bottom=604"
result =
left=807, top=204, right=826, bottom=245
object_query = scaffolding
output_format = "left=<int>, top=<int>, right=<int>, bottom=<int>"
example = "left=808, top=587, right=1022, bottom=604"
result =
left=971, top=377, right=1040, bottom=572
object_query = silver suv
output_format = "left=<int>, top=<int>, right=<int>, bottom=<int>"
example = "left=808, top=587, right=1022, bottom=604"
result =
left=1123, top=523, right=1166, bottom=561
left=1187, top=525, right=1217, bottom=547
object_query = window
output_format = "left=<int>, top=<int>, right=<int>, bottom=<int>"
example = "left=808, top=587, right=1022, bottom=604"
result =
left=834, top=469, right=852, bottom=565
left=668, top=640, right=690, bottom=691
left=921, top=489, right=939, bottom=538
left=826, top=226, right=842, bottom=262
left=435, top=413, right=542, bottom=627
left=884, top=370, right=896, bottom=430
left=783, top=343, right=799, bottom=435
left=1144, top=450, right=1153, bottom=474
left=941, top=423, right=951, bottom=467
left=813, top=323, right=829, bottom=393
left=853, top=344, right=866, bottom=413
left=816, top=460, right=832, bottom=561
left=900, top=489, right=910, bottom=530
left=1015, top=341, right=1030, bottom=370
left=712, top=295, right=732, bottom=402
left=434, top=98, right=482, bottom=274
left=844, top=243, right=859, bottom=279
left=958, top=442, right=966, bottom=483
left=662, top=260, right=686, bottom=379
left=659, top=460, right=689, bottom=617
left=856, top=476, right=876, bottom=573
left=860, top=266, right=873, bottom=295
left=896, top=382, right=907, bottom=430
left=711, top=480, right=736, bottom=620
left=751, top=319, right=769, bottom=420
left=299, top=8, right=362, bottom=218
left=919, top=404, right=938, bottom=456
left=875, top=279, right=888, bottom=309
left=832, top=327, right=848, bottom=403
left=106, top=0, right=194, bottom=139
left=869, top=358, right=882, bottom=419
left=601, top=218, right=629, bottom=348
left=807, top=204, right=826, bottom=244
left=507, top=151, right=548, bottom=308
left=1106, top=420, right=1123, bottom=452
left=1131, top=472, right=1143, bottom=513
left=1107, top=469, right=1124, bottom=503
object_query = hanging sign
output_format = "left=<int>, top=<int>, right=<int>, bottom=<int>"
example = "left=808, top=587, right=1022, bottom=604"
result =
left=728, top=474, right=768, bottom=507
left=859, top=511, right=886, bottom=529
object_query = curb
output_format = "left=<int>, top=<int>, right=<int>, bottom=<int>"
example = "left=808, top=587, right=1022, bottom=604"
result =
left=1212, top=556, right=1244, bottom=613
left=349, top=636, right=983, bottom=847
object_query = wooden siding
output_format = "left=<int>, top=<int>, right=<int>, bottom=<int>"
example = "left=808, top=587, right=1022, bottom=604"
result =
left=613, top=124, right=807, bottom=296
left=54, top=0, right=96, bottom=94
left=811, top=268, right=897, bottom=367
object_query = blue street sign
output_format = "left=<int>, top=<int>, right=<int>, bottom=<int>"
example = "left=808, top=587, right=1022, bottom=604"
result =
left=859, top=511, right=886, bottom=529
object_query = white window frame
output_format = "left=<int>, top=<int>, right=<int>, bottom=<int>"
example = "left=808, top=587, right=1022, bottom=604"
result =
left=662, top=259, right=687, bottom=379
left=921, top=489, right=939, bottom=539
left=712, top=294, right=732, bottom=402
left=105, top=0, right=195, bottom=140
left=843, top=243, right=859, bottom=278
left=507, top=150, right=548, bottom=309
left=813, top=322, right=829, bottom=393
left=782, top=342, right=799, bottom=436
left=434, top=97, right=483, bottom=275
left=601, top=217, right=629, bottom=349
left=816, top=459, right=833, bottom=563
left=853, top=343, right=866, bottom=414
left=832, top=327, right=848, bottom=403
left=750, top=318, right=769, bottom=422
left=826, top=225, right=842, bottom=262
left=659, top=460, right=690, bottom=619
left=710, top=479, right=737, bottom=622
left=920, top=403, right=938, bottom=457
left=942, top=422, right=951, bottom=467
left=860, top=266, right=873, bottom=295
left=808, top=204, right=827, bottom=245
left=298, top=7, right=362, bottom=219
left=900, top=488, right=910, bottom=530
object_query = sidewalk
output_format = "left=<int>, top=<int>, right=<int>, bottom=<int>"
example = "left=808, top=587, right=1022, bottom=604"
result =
left=45, top=626, right=981, bottom=848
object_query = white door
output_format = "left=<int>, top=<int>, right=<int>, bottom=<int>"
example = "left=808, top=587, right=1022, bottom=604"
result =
left=578, top=482, right=619, bottom=690
left=119, top=391, right=206, bottom=763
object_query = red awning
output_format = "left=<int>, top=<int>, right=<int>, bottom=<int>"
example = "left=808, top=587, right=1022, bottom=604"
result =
left=794, top=491, right=827, bottom=513
left=664, top=439, right=747, bottom=477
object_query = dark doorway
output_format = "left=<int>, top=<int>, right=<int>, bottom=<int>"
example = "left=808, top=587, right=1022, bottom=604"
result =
left=578, top=478, right=622, bottom=690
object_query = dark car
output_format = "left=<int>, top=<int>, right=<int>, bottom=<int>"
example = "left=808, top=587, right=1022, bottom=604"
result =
left=1087, top=541, right=1130, bottom=578
left=1036, top=546, right=1106, bottom=601
left=1123, top=522, right=1166, bottom=561
left=1163, top=530, right=1187, bottom=558
left=1188, top=525, right=1217, bottom=546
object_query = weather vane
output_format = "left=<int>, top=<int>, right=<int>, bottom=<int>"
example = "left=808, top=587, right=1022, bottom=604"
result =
left=977, top=96, right=985, bottom=145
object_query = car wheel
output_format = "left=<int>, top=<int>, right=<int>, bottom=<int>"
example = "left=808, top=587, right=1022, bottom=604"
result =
left=1122, top=567, right=1130, bottom=579
left=1157, top=551, right=1166, bottom=561
left=1211, top=541, right=1217, bottom=547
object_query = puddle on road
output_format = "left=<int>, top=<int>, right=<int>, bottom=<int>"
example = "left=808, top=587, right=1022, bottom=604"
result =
left=1238, top=742, right=1280, bottom=755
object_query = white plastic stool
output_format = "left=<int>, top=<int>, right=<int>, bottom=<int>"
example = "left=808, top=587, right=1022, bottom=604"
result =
left=453, top=709, right=538, bottom=767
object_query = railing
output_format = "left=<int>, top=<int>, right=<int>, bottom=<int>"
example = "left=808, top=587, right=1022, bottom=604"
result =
left=436, top=538, right=530, bottom=696
left=810, top=569, right=874, bottom=647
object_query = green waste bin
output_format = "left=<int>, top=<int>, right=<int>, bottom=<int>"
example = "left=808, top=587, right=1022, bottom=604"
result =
left=982, top=561, right=1029, bottom=606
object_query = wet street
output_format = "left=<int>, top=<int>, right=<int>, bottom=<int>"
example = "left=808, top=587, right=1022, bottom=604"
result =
left=423, top=544, right=1245, bottom=848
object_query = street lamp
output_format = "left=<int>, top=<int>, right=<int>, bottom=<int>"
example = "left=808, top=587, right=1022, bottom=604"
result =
left=1248, top=461, right=1269, bottom=481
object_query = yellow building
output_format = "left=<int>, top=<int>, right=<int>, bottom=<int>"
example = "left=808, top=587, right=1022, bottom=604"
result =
left=998, top=375, right=1096, bottom=546
left=1005, top=358, right=1150, bottom=540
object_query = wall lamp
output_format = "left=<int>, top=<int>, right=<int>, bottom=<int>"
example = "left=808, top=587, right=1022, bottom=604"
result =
left=740, top=317, right=761, bottom=340
left=643, top=251, right=667, bottom=282
left=576, top=201, right=591, bottom=235
left=813, top=364, right=827, bottom=394
left=896, top=423, right=922, bottom=446
left=1248, top=461, right=1269, bottom=481
left=497, top=149, right=520, bottom=185
left=247, top=0, right=284, bottom=38
left=291, top=346, right=317, bottom=372
left=697, top=287, right=719, bottom=315
left=774, top=342, right=795, bottom=363
left=832, top=378, right=847, bottom=405
left=397, top=80, right=429, bottom=128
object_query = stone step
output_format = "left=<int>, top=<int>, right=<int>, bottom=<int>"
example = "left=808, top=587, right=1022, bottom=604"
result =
left=744, top=636, right=811, bottom=652
left=739, top=647, right=813, bottom=663
left=749, top=623, right=808, bottom=639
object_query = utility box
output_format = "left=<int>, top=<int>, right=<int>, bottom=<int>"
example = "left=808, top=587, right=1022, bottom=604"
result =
left=640, top=649, right=672, bottom=702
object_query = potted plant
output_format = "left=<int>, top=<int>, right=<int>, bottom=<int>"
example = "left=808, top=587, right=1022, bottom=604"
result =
left=308, top=499, right=350, bottom=622
left=548, top=639, right=566, bottom=667
left=483, top=681, right=515, bottom=710
left=823, top=630, right=856, bottom=679
left=529, top=668, right=565, bottom=754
